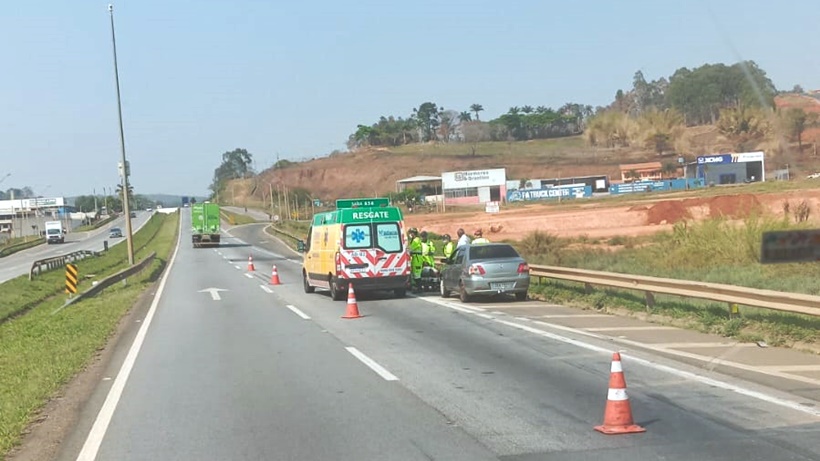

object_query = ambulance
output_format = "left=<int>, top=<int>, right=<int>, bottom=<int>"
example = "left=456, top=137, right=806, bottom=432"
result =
left=301, top=198, right=410, bottom=300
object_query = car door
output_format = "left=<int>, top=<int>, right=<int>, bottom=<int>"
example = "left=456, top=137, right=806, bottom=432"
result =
left=445, top=247, right=467, bottom=290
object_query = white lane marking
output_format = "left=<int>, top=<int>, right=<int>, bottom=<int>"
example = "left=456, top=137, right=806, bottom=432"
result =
left=345, top=347, right=399, bottom=381
left=244, top=273, right=254, bottom=279
left=476, top=313, right=494, bottom=320
left=286, top=304, right=311, bottom=320
left=260, top=285, right=273, bottom=294
left=539, top=314, right=612, bottom=318
left=416, top=296, right=820, bottom=418
left=76, top=213, right=183, bottom=461
left=759, top=365, right=820, bottom=372
left=585, top=326, right=679, bottom=332
left=234, top=265, right=241, bottom=270
left=653, top=342, right=757, bottom=349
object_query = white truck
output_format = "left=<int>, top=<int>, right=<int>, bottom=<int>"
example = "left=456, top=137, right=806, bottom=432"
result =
left=45, top=221, right=64, bottom=244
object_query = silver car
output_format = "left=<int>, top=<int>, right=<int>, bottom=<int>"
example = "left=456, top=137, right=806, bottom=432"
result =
left=440, top=243, right=530, bottom=302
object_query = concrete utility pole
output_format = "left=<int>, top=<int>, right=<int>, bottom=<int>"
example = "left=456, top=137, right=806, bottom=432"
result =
left=109, top=3, right=134, bottom=265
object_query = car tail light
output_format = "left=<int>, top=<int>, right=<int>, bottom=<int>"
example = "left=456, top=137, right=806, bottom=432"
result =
left=468, top=264, right=485, bottom=275
left=335, top=252, right=342, bottom=273
left=518, top=263, right=530, bottom=274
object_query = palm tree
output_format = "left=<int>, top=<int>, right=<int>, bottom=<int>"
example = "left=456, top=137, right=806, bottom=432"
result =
left=521, top=105, right=534, bottom=114
left=717, top=105, right=769, bottom=152
left=640, top=108, right=684, bottom=155
left=458, top=111, right=472, bottom=123
left=470, top=103, right=484, bottom=121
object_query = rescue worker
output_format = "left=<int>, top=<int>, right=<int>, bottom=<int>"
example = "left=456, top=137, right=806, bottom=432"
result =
left=456, top=228, right=470, bottom=247
left=442, top=234, right=455, bottom=260
left=420, top=231, right=436, bottom=267
left=472, top=229, right=490, bottom=244
left=408, top=228, right=423, bottom=292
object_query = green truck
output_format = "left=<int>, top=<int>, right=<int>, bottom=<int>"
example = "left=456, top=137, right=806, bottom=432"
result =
left=191, top=202, right=221, bottom=248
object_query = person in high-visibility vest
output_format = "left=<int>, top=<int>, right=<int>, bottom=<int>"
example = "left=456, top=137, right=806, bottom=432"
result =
left=420, top=231, right=436, bottom=267
left=408, top=228, right=423, bottom=292
left=442, top=234, right=455, bottom=260
left=472, top=229, right=490, bottom=244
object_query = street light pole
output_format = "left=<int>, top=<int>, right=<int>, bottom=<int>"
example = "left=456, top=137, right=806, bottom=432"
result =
left=109, top=3, right=134, bottom=265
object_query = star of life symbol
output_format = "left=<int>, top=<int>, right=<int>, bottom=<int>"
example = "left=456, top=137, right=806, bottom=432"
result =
left=352, top=229, right=366, bottom=243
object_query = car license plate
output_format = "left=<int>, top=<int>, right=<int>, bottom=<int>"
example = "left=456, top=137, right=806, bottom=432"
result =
left=491, top=282, right=514, bottom=292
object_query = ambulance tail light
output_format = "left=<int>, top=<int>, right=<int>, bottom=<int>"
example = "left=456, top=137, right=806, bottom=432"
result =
left=335, top=252, right=342, bottom=273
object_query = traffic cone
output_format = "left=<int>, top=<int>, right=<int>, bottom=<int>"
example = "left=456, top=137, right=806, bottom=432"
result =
left=247, top=255, right=255, bottom=272
left=269, top=265, right=281, bottom=285
left=594, top=352, right=645, bottom=435
left=342, top=284, right=362, bottom=319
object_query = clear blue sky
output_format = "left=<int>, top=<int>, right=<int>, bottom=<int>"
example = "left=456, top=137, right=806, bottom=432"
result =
left=1, top=0, right=818, bottom=197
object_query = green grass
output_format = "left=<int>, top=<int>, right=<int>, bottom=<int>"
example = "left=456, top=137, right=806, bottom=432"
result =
left=518, top=215, right=820, bottom=347
left=266, top=220, right=311, bottom=252
left=0, top=211, right=178, bottom=457
left=220, top=209, right=258, bottom=225
left=0, top=237, right=45, bottom=258
left=73, top=214, right=118, bottom=233
left=0, top=212, right=169, bottom=325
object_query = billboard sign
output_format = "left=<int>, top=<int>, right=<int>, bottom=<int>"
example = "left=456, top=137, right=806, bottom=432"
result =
left=442, top=168, right=506, bottom=189
left=507, top=185, right=591, bottom=202
left=697, top=151, right=765, bottom=165
left=336, top=198, right=391, bottom=209
left=761, top=229, right=820, bottom=264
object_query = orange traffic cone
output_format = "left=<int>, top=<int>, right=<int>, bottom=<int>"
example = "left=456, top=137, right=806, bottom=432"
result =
left=594, top=352, right=645, bottom=435
left=342, top=284, right=362, bottom=319
left=270, top=265, right=281, bottom=285
left=247, top=255, right=255, bottom=272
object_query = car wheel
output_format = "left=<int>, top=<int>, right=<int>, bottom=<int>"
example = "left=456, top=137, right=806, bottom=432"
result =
left=515, top=292, right=527, bottom=301
left=440, top=279, right=449, bottom=298
left=303, top=272, right=315, bottom=294
left=459, top=282, right=471, bottom=303
left=330, top=279, right=345, bottom=301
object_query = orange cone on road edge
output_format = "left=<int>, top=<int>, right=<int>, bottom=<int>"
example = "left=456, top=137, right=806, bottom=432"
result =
left=270, top=265, right=281, bottom=285
left=342, top=284, right=362, bottom=319
left=594, top=352, right=646, bottom=435
left=247, top=256, right=255, bottom=272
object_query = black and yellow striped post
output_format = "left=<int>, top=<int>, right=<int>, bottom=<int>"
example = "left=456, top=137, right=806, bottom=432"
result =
left=65, top=263, right=79, bottom=295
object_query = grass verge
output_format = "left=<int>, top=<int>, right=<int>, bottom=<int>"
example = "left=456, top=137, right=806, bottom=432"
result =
left=518, top=215, right=820, bottom=348
left=266, top=221, right=310, bottom=252
left=220, top=209, right=258, bottom=225
left=73, top=214, right=118, bottom=233
left=0, top=213, right=168, bottom=325
left=0, top=211, right=179, bottom=457
left=0, top=238, right=45, bottom=258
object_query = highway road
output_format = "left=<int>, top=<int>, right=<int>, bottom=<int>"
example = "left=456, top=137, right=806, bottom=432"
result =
left=0, top=212, right=152, bottom=284
left=59, top=215, right=820, bottom=461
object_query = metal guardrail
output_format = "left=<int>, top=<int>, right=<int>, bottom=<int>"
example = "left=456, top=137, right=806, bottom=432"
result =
left=60, top=252, right=156, bottom=309
left=433, top=257, right=820, bottom=318
left=30, top=250, right=99, bottom=280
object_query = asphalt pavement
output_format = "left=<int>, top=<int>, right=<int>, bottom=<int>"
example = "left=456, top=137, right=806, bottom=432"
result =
left=0, top=212, right=152, bottom=284
left=58, top=218, right=820, bottom=460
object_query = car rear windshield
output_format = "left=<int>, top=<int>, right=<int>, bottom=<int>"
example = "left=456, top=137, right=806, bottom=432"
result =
left=343, top=223, right=403, bottom=253
left=469, top=245, right=520, bottom=260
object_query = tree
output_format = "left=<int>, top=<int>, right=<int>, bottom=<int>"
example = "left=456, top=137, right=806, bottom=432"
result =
left=793, top=84, right=805, bottom=94
left=210, top=148, right=255, bottom=195
left=458, top=111, right=472, bottom=123
left=782, top=108, right=817, bottom=150
left=470, top=103, right=484, bottom=121
left=639, top=109, right=684, bottom=155
left=717, top=106, right=769, bottom=151
left=413, top=102, right=441, bottom=142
